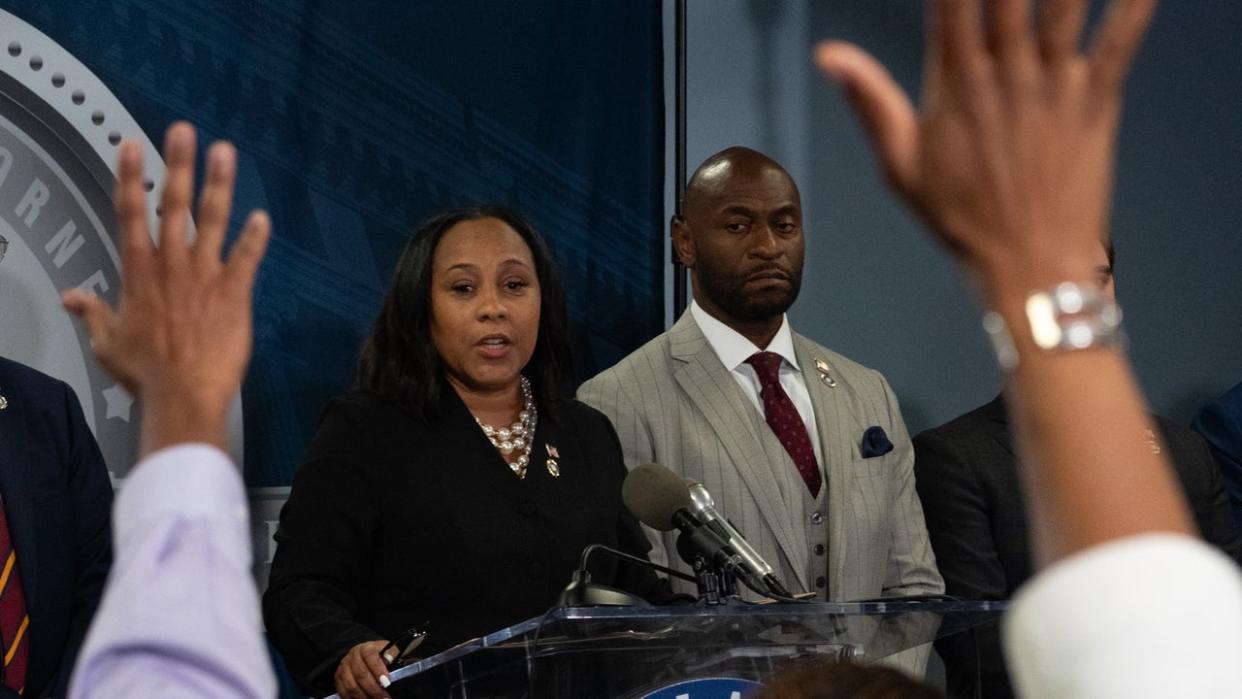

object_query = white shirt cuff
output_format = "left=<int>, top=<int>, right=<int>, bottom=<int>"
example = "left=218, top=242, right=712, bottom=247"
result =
left=1003, top=533, right=1242, bottom=698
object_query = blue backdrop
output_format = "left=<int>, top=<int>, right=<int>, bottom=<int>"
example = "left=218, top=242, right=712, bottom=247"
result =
left=1, top=2, right=663, bottom=694
left=2, top=0, right=665, bottom=481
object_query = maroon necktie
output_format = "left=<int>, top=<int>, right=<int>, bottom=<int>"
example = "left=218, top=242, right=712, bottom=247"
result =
left=0, top=503, right=28, bottom=694
left=745, top=351, right=822, bottom=497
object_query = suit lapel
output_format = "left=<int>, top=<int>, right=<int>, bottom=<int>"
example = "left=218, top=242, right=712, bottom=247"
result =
left=792, top=336, right=852, bottom=592
left=435, top=387, right=529, bottom=500
left=0, top=378, right=39, bottom=608
left=668, top=313, right=802, bottom=568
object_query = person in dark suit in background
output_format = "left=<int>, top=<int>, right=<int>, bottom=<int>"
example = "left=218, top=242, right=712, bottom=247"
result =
left=912, top=241, right=1241, bottom=698
left=0, top=356, right=112, bottom=698
left=0, top=232, right=113, bottom=698
left=262, top=206, right=664, bottom=699
left=1193, top=381, right=1242, bottom=535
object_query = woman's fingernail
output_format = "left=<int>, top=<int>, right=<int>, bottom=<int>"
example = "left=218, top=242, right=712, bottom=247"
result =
left=379, top=675, right=391, bottom=688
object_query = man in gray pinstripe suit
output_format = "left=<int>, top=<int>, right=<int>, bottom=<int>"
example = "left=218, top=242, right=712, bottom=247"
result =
left=579, top=147, right=942, bottom=606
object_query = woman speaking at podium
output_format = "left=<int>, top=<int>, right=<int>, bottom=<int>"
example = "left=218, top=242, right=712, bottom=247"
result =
left=262, top=206, right=662, bottom=699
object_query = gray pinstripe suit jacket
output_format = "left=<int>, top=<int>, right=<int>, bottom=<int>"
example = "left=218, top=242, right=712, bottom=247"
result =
left=578, top=311, right=943, bottom=602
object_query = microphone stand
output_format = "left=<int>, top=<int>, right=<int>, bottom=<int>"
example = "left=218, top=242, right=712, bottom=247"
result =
left=672, top=512, right=807, bottom=605
left=689, top=552, right=737, bottom=605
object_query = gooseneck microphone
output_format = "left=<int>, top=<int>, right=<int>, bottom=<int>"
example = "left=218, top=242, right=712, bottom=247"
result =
left=556, top=543, right=696, bottom=608
left=622, top=463, right=798, bottom=601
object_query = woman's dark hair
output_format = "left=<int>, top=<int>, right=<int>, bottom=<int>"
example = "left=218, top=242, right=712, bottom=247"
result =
left=357, top=205, right=573, bottom=418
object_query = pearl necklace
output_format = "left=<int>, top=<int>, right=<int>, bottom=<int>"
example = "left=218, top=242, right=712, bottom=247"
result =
left=474, top=376, right=537, bottom=479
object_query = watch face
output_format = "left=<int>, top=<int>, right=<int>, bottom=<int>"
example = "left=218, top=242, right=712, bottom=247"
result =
left=0, top=9, right=241, bottom=479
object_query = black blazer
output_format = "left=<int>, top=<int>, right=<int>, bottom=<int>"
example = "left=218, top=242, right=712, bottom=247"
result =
left=0, top=358, right=112, bottom=698
left=913, top=395, right=1242, bottom=699
left=263, top=388, right=662, bottom=697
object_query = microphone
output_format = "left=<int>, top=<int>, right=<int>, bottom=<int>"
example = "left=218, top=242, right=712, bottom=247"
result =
left=621, top=463, right=745, bottom=577
left=686, top=482, right=792, bottom=598
left=622, top=464, right=794, bottom=600
left=556, top=543, right=697, bottom=607
left=621, top=462, right=695, bottom=531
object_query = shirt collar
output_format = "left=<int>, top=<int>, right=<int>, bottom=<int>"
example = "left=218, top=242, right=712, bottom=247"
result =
left=690, top=300, right=801, bottom=373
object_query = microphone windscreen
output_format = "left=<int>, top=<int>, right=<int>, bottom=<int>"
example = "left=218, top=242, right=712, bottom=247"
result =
left=623, top=463, right=693, bottom=531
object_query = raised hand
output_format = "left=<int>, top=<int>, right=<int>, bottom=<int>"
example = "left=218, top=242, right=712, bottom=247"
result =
left=62, top=122, right=270, bottom=456
left=812, top=1, right=1195, bottom=569
left=815, top=0, right=1156, bottom=290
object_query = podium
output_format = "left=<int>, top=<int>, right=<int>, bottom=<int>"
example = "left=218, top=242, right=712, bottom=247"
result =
left=369, top=600, right=1005, bottom=698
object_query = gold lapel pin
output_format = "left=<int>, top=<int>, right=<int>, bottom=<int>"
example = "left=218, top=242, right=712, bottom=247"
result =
left=814, top=358, right=837, bottom=388
left=545, top=444, right=560, bottom=477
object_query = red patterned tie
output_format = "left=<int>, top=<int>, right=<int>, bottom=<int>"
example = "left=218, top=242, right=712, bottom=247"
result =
left=746, top=352, right=822, bottom=497
left=0, top=503, right=29, bottom=694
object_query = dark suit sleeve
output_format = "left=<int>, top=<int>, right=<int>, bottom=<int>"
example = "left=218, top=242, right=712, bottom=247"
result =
left=1165, top=426, right=1242, bottom=565
left=262, top=401, right=385, bottom=695
left=1192, top=391, right=1242, bottom=548
left=46, top=380, right=113, bottom=699
left=913, top=429, right=1013, bottom=699
left=613, top=505, right=677, bottom=603
left=573, top=407, right=675, bottom=603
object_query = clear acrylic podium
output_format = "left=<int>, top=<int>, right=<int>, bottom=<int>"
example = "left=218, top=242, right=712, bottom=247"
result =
left=371, top=600, right=1005, bottom=698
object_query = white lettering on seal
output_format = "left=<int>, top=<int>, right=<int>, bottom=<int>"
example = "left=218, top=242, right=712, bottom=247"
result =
left=15, top=177, right=50, bottom=226
left=46, top=219, right=85, bottom=268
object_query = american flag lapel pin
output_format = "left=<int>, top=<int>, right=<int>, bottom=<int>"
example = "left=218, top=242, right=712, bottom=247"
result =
left=814, top=358, right=837, bottom=388
left=546, top=444, right=560, bottom=477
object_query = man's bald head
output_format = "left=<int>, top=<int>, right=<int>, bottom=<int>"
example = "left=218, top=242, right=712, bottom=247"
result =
left=683, top=147, right=801, bottom=221
left=673, top=147, right=806, bottom=344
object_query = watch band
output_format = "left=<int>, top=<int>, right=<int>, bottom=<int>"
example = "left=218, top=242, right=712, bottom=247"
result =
left=983, top=282, right=1125, bottom=371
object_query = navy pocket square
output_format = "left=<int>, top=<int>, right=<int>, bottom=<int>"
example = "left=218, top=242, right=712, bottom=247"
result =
left=860, top=426, right=894, bottom=458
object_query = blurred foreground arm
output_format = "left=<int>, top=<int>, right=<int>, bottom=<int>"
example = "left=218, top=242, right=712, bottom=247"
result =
left=70, top=444, right=273, bottom=699
left=816, top=0, right=1242, bottom=695
left=816, top=0, right=1184, bottom=571
left=64, top=123, right=274, bottom=698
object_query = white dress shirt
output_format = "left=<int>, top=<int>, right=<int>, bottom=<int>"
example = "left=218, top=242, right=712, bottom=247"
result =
left=1004, top=533, right=1242, bottom=698
left=70, top=444, right=276, bottom=699
left=691, top=300, right=823, bottom=467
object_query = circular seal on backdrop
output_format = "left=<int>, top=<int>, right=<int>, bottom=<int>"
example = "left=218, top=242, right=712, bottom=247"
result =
left=0, top=9, right=243, bottom=478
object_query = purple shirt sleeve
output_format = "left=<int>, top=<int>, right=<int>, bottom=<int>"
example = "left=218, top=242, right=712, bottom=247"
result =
left=70, top=444, right=276, bottom=698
